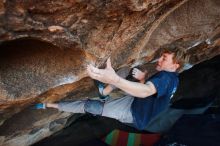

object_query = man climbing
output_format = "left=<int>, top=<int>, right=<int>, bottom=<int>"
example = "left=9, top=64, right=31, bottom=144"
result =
left=36, top=49, right=189, bottom=131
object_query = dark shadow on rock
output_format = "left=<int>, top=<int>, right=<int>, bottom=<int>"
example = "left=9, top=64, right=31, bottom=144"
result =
left=32, top=114, right=152, bottom=146
left=171, top=54, right=220, bottom=109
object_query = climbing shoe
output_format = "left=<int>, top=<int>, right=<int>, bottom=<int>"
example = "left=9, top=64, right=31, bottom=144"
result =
left=94, top=80, right=109, bottom=100
left=33, top=103, right=46, bottom=109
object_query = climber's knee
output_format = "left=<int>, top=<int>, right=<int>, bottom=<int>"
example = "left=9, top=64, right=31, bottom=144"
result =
left=84, top=99, right=104, bottom=115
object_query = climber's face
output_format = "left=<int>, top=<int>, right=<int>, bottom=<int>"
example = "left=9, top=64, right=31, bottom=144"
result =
left=156, top=53, right=179, bottom=72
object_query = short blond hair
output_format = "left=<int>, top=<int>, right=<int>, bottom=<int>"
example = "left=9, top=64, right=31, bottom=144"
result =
left=161, top=48, right=190, bottom=71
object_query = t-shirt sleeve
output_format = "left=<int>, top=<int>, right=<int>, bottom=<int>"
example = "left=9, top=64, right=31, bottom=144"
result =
left=148, top=72, right=170, bottom=98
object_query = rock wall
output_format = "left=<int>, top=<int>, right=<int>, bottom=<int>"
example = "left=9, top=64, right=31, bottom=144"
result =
left=0, top=0, right=220, bottom=145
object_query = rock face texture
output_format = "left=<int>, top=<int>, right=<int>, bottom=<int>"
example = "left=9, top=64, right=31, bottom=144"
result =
left=0, top=0, right=220, bottom=145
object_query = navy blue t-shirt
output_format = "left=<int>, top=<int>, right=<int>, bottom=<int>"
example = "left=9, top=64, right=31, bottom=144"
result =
left=131, top=71, right=179, bottom=130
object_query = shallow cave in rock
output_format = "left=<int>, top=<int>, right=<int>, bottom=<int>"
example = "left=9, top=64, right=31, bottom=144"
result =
left=0, top=38, right=89, bottom=100
left=0, top=38, right=97, bottom=146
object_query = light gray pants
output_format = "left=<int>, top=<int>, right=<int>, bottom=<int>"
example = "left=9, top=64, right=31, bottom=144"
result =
left=58, top=97, right=211, bottom=133
left=58, top=96, right=134, bottom=124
